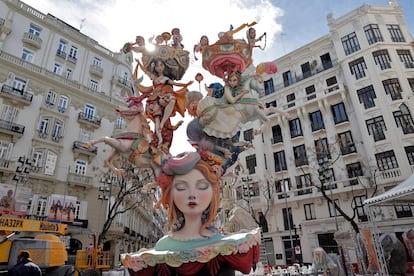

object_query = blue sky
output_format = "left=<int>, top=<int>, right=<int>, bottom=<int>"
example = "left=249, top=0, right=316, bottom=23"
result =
left=21, top=0, right=414, bottom=154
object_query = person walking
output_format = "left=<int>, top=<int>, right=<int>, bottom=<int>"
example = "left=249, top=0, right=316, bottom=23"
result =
left=10, top=251, right=42, bottom=275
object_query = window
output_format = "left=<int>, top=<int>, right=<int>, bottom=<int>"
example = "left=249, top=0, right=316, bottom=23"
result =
left=354, top=196, right=368, bottom=221
left=387, top=24, right=405, bottom=42
left=372, top=50, right=391, bottom=70
left=328, top=199, right=339, bottom=217
left=320, top=53, right=333, bottom=69
left=264, top=78, right=275, bottom=95
left=0, top=105, right=18, bottom=122
left=357, top=85, right=377, bottom=109
left=293, top=144, right=307, bottom=167
left=375, top=150, right=398, bottom=171
left=79, top=129, right=92, bottom=143
left=331, top=103, right=348, bottom=124
left=304, top=203, right=316, bottom=220
left=21, top=49, right=34, bottom=62
left=116, top=117, right=125, bottom=129
left=32, top=150, right=44, bottom=169
left=92, top=57, right=102, bottom=67
left=274, top=151, right=287, bottom=172
left=301, top=62, right=311, bottom=79
left=275, top=179, right=290, bottom=199
left=286, top=93, right=295, bottom=108
left=409, top=78, right=414, bottom=92
left=44, top=151, right=57, bottom=175
left=28, top=23, right=41, bottom=36
left=283, top=71, right=293, bottom=87
left=266, top=100, right=277, bottom=108
left=243, top=128, right=254, bottom=142
left=393, top=103, right=414, bottom=134
left=382, top=78, right=402, bottom=100
left=366, top=116, right=386, bottom=141
left=89, top=80, right=98, bottom=91
left=65, top=68, right=72, bottom=79
left=282, top=207, right=293, bottom=231
left=69, top=45, right=78, bottom=59
left=346, top=162, right=363, bottom=186
left=53, top=63, right=62, bottom=75
left=289, top=118, right=303, bottom=138
left=364, top=24, right=383, bottom=45
left=395, top=205, right=413, bottom=218
left=405, top=146, right=414, bottom=165
left=397, top=49, right=414, bottom=68
left=245, top=154, right=257, bottom=174
left=305, top=85, right=316, bottom=100
left=271, top=125, right=282, bottom=144
left=315, top=138, right=330, bottom=162
left=58, top=95, right=68, bottom=113
left=309, top=110, right=324, bottom=131
left=84, top=104, right=95, bottom=120
left=12, top=77, right=26, bottom=92
left=45, top=90, right=57, bottom=107
left=341, top=32, right=360, bottom=55
left=337, top=131, right=356, bottom=155
left=296, top=174, right=312, bottom=195
left=52, top=120, right=63, bottom=141
left=74, top=160, right=87, bottom=175
left=326, top=76, right=337, bottom=87
left=38, top=118, right=49, bottom=137
left=0, top=141, right=13, bottom=161
left=57, top=39, right=67, bottom=58
left=243, top=182, right=260, bottom=197
left=33, top=196, right=48, bottom=216
left=349, top=57, right=367, bottom=80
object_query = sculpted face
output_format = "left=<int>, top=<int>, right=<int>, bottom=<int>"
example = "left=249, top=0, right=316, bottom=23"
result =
left=228, top=75, right=239, bottom=88
left=172, top=169, right=213, bottom=217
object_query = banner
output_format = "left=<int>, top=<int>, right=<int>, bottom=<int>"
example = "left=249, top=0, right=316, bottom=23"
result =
left=0, top=183, right=31, bottom=216
left=47, top=194, right=77, bottom=222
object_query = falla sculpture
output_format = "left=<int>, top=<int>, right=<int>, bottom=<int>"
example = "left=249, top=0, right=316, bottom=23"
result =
left=102, top=23, right=284, bottom=275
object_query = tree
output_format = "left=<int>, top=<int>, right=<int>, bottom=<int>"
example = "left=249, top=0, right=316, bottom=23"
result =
left=97, top=162, right=161, bottom=245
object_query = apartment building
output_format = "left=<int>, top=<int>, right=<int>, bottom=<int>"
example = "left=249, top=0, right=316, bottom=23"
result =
left=224, top=1, right=414, bottom=269
left=0, top=0, right=156, bottom=266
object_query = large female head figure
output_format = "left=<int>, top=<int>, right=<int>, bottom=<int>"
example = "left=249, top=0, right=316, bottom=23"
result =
left=156, top=151, right=222, bottom=235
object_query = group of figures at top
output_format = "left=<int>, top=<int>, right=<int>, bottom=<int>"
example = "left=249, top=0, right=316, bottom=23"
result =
left=85, top=22, right=283, bottom=178
left=84, top=23, right=285, bottom=275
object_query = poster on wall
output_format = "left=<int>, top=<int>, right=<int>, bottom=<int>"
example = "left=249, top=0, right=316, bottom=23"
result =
left=0, top=183, right=32, bottom=216
left=47, top=194, right=77, bottom=222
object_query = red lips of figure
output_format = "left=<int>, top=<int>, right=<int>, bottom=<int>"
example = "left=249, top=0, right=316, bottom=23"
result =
left=188, top=202, right=198, bottom=207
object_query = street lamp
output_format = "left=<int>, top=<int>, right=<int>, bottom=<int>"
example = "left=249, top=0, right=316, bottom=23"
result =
left=10, top=156, right=34, bottom=215
left=292, top=224, right=302, bottom=264
left=283, top=179, right=296, bottom=265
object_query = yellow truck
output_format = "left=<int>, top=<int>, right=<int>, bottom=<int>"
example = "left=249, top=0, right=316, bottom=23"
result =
left=0, top=217, right=110, bottom=275
left=0, top=216, right=74, bottom=275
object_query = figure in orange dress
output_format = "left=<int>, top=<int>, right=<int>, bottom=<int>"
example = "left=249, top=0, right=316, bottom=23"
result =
left=135, top=58, right=193, bottom=151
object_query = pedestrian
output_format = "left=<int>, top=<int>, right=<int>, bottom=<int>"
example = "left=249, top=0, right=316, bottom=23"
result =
left=86, top=243, right=93, bottom=265
left=10, top=250, right=42, bottom=276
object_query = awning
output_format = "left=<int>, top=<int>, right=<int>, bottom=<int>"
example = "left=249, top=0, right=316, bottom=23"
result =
left=364, top=173, right=414, bottom=206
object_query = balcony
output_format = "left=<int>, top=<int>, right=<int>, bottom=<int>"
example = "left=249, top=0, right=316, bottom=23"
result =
left=0, top=18, right=11, bottom=35
left=89, top=64, right=104, bottom=78
left=72, top=141, right=97, bottom=161
left=77, top=112, right=101, bottom=129
left=0, top=84, right=33, bottom=106
left=112, top=76, right=130, bottom=89
left=67, top=55, right=77, bottom=64
left=22, top=32, right=42, bottom=49
left=67, top=172, right=93, bottom=188
left=0, top=119, right=25, bottom=141
left=56, top=50, right=67, bottom=60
